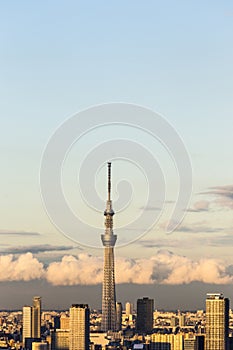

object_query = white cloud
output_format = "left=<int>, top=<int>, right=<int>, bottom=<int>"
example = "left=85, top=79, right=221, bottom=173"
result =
left=193, top=200, right=210, bottom=211
left=187, top=200, right=210, bottom=212
left=46, top=254, right=103, bottom=285
left=201, top=185, right=233, bottom=210
left=115, top=257, right=154, bottom=284
left=0, top=253, right=44, bottom=281
left=0, top=251, right=232, bottom=286
left=154, top=250, right=232, bottom=285
left=45, top=251, right=233, bottom=286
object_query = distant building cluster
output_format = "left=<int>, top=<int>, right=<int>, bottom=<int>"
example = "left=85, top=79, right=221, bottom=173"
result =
left=0, top=293, right=233, bottom=350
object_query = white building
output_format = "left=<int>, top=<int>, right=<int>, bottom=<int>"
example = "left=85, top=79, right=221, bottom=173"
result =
left=23, top=306, right=32, bottom=347
left=206, top=293, right=229, bottom=350
left=69, top=304, right=90, bottom=350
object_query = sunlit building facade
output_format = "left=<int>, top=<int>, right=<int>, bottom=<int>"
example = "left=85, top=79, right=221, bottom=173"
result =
left=23, top=306, right=32, bottom=347
left=32, top=297, right=41, bottom=339
left=69, top=304, right=90, bottom=350
left=205, top=293, right=229, bottom=350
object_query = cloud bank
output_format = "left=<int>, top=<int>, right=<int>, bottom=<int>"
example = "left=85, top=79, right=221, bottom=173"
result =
left=138, top=233, right=233, bottom=249
left=0, top=244, right=76, bottom=255
left=0, top=230, right=40, bottom=236
left=0, top=251, right=233, bottom=286
left=187, top=200, right=210, bottom=212
left=0, top=253, right=44, bottom=281
left=201, top=185, right=233, bottom=209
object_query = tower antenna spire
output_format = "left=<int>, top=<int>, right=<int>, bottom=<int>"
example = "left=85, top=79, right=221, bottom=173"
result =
left=108, top=162, right=111, bottom=201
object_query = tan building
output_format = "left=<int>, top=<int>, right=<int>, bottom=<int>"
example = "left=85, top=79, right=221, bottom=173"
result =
left=69, top=304, right=90, bottom=350
left=32, top=342, right=48, bottom=350
left=116, top=302, right=122, bottom=331
left=90, top=333, right=108, bottom=348
left=60, top=314, right=70, bottom=330
left=150, top=333, right=183, bottom=350
left=205, top=293, right=229, bottom=350
left=32, top=297, right=41, bottom=339
left=125, top=302, right=133, bottom=316
left=23, top=306, right=32, bottom=347
left=183, top=333, right=205, bottom=350
left=50, top=329, right=69, bottom=350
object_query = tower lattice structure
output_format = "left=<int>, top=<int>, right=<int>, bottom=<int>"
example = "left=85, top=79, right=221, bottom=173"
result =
left=101, top=162, right=117, bottom=332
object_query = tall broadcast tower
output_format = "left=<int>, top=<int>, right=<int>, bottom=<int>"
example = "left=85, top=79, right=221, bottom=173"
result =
left=101, top=162, right=117, bottom=332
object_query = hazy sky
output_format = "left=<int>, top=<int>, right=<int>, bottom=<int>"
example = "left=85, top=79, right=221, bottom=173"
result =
left=0, top=0, right=233, bottom=310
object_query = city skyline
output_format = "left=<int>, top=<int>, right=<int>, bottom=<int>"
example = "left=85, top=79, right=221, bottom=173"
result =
left=1, top=0, right=233, bottom=309
left=4, top=293, right=233, bottom=350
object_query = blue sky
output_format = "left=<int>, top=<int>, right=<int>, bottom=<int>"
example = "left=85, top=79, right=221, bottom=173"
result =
left=0, top=0, right=233, bottom=309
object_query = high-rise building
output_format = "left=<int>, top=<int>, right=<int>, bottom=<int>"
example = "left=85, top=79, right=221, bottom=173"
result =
left=125, top=302, right=133, bottom=316
left=184, top=338, right=196, bottom=350
left=23, top=306, right=32, bottom=347
left=136, top=297, right=154, bottom=334
left=23, top=297, right=41, bottom=349
left=101, top=162, right=117, bottom=332
left=116, top=302, right=122, bottom=331
left=53, top=316, right=60, bottom=330
left=69, top=304, right=90, bottom=350
left=32, top=297, right=41, bottom=339
left=205, top=293, right=229, bottom=350
left=51, top=329, right=69, bottom=350
left=179, top=314, right=186, bottom=327
left=183, top=335, right=204, bottom=350
left=60, top=313, right=70, bottom=330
